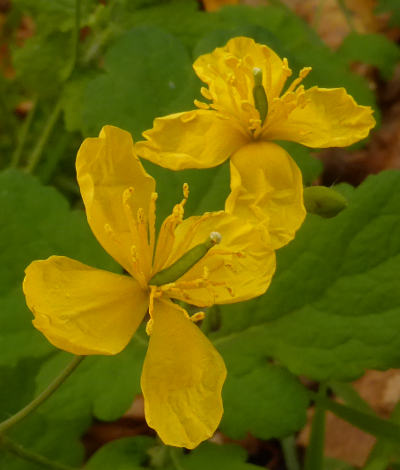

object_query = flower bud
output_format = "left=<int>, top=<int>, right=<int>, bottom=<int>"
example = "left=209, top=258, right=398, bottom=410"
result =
left=304, top=186, right=348, bottom=218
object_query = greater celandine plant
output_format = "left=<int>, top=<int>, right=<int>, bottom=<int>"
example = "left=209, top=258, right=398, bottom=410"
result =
left=7, top=36, right=375, bottom=455
left=136, top=36, right=375, bottom=249
left=22, top=125, right=276, bottom=449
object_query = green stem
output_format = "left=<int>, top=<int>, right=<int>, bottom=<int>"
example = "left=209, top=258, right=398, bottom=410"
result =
left=337, top=0, right=355, bottom=30
left=65, top=0, right=81, bottom=78
left=168, top=447, right=185, bottom=470
left=311, top=391, right=400, bottom=442
left=364, top=402, right=400, bottom=470
left=24, top=99, right=62, bottom=174
left=0, top=356, right=84, bottom=433
left=24, top=0, right=80, bottom=175
left=0, top=434, right=78, bottom=470
left=304, top=384, right=327, bottom=470
left=313, top=0, right=326, bottom=30
left=280, top=435, right=300, bottom=470
left=10, top=97, right=38, bottom=168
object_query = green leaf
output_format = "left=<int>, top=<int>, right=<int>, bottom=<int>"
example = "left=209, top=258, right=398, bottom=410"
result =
left=338, top=32, right=400, bottom=80
left=61, top=72, right=98, bottom=133
left=213, top=170, right=400, bottom=381
left=221, top=363, right=309, bottom=440
left=82, top=26, right=199, bottom=140
left=0, top=169, right=147, bottom=468
left=13, top=0, right=97, bottom=34
left=168, top=442, right=262, bottom=470
left=0, top=169, right=118, bottom=367
left=84, top=436, right=154, bottom=470
left=376, top=0, right=400, bottom=27
left=12, top=32, right=73, bottom=96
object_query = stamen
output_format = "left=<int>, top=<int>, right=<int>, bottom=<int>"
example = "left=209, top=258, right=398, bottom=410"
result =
left=200, top=87, right=212, bottom=100
left=152, top=183, right=190, bottom=273
left=145, top=319, right=153, bottom=336
left=194, top=99, right=210, bottom=110
left=180, top=111, right=197, bottom=123
left=136, top=207, right=151, bottom=275
left=190, top=311, right=205, bottom=323
left=148, top=192, right=158, bottom=256
left=130, top=245, right=147, bottom=288
left=183, top=183, right=189, bottom=200
left=284, top=66, right=312, bottom=96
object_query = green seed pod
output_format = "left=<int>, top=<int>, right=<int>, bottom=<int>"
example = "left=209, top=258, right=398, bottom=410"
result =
left=304, top=186, right=348, bottom=218
left=252, top=67, right=268, bottom=124
left=149, top=232, right=222, bottom=286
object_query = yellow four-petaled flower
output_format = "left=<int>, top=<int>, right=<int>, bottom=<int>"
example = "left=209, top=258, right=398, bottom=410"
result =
left=23, top=125, right=276, bottom=449
left=136, top=36, right=375, bottom=249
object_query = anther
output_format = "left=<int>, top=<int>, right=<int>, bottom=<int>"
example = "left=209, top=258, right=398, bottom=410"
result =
left=183, top=183, right=189, bottom=199
left=190, top=312, right=205, bottom=323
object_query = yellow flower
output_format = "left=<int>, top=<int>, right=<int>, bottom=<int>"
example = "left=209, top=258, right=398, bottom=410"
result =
left=23, top=125, right=276, bottom=449
left=136, top=36, right=375, bottom=249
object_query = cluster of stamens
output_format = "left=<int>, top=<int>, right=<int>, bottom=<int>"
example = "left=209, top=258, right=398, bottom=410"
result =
left=193, top=45, right=312, bottom=139
left=107, top=182, right=244, bottom=335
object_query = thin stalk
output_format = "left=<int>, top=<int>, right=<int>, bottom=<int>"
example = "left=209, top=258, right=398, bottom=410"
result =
left=10, top=97, right=38, bottom=168
left=168, top=447, right=185, bottom=470
left=24, top=0, right=80, bottom=174
left=304, top=384, right=327, bottom=470
left=280, top=435, right=300, bottom=470
left=311, top=391, right=400, bottom=442
left=0, top=434, right=78, bottom=470
left=337, top=0, right=355, bottom=31
left=0, top=356, right=84, bottom=433
left=313, top=0, right=326, bottom=31
left=65, top=0, right=81, bottom=78
left=24, top=99, right=62, bottom=174
left=364, top=402, right=400, bottom=470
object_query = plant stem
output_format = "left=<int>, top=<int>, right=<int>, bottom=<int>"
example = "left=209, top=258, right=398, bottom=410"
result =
left=337, top=0, right=355, bottom=30
left=168, top=447, right=185, bottom=470
left=10, top=97, right=38, bottom=168
left=313, top=0, right=326, bottom=30
left=0, top=434, right=78, bottom=470
left=24, top=0, right=81, bottom=175
left=304, top=384, right=327, bottom=470
left=0, top=356, right=84, bottom=433
left=312, top=391, right=400, bottom=442
left=280, top=435, right=300, bottom=470
left=24, top=99, right=62, bottom=174
left=65, top=0, right=81, bottom=78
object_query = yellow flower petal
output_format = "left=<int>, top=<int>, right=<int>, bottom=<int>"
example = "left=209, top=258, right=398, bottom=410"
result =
left=262, top=87, right=375, bottom=147
left=161, top=211, right=276, bottom=306
left=23, top=256, right=149, bottom=355
left=136, top=110, right=248, bottom=170
left=226, top=141, right=306, bottom=250
left=141, top=299, right=226, bottom=448
left=193, top=36, right=292, bottom=118
left=76, top=125, right=155, bottom=277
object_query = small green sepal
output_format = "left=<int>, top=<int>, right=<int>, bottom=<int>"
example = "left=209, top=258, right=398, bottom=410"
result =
left=304, top=186, right=348, bottom=218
